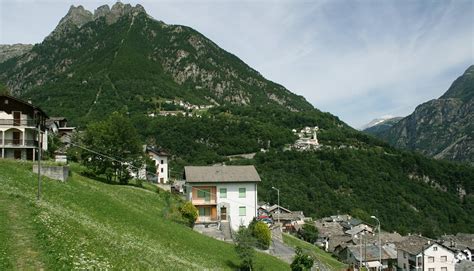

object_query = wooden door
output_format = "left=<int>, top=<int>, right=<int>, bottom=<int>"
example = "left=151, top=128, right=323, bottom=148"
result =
left=14, top=150, right=22, bottom=159
left=13, top=112, right=21, bottom=126
left=220, top=207, right=227, bottom=221
left=13, top=131, right=20, bottom=145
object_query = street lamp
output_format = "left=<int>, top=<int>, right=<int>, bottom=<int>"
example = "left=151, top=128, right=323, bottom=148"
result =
left=271, top=186, right=280, bottom=227
left=371, top=215, right=381, bottom=271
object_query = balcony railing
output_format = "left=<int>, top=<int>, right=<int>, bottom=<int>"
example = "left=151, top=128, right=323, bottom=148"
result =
left=1, top=139, right=38, bottom=147
left=0, top=119, right=37, bottom=127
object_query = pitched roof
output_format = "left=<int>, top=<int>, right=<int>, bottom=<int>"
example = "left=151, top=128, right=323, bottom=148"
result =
left=267, top=204, right=292, bottom=214
left=146, top=146, right=169, bottom=156
left=0, top=94, right=48, bottom=117
left=184, top=165, right=261, bottom=183
left=347, top=244, right=398, bottom=261
left=396, top=235, right=433, bottom=255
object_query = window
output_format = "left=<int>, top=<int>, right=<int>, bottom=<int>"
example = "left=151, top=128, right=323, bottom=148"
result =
left=403, top=263, right=406, bottom=270
left=239, top=206, right=246, bottom=216
left=160, top=168, right=164, bottom=173
left=440, top=256, right=447, bottom=262
left=198, top=207, right=210, bottom=216
left=428, top=256, right=434, bottom=263
left=239, top=188, right=246, bottom=198
left=433, top=246, right=438, bottom=251
left=428, top=268, right=434, bottom=271
left=161, top=160, right=164, bottom=164
left=220, top=188, right=227, bottom=198
left=404, top=252, right=407, bottom=259
left=197, top=188, right=211, bottom=202
left=441, top=267, right=447, bottom=271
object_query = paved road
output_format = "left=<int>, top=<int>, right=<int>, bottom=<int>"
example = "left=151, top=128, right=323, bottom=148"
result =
left=270, top=238, right=295, bottom=264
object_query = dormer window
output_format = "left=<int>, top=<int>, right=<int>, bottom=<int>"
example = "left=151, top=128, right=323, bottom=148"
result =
left=4, top=99, right=8, bottom=104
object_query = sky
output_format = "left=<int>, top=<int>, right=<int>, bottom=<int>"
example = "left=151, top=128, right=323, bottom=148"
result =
left=1, top=0, right=473, bottom=128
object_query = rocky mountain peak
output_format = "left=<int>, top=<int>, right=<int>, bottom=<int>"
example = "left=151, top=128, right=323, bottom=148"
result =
left=60, top=5, right=94, bottom=28
left=440, top=64, right=474, bottom=101
left=48, top=3, right=146, bottom=40
left=93, top=2, right=147, bottom=24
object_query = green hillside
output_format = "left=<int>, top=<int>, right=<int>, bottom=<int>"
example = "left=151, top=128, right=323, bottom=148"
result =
left=0, top=159, right=287, bottom=270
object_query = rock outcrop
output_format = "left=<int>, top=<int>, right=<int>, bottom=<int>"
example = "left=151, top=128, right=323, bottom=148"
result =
left=0, top=44, right=33, bottom=63
left=381, top=65, right=474, bottom=164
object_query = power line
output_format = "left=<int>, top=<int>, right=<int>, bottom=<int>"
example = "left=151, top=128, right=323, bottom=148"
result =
left=69, top=141, right=259, bottom=209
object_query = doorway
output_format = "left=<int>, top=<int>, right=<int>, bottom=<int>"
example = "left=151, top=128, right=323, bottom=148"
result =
left=13, top=131, right=21, bottom=145
left=220, top=207, right=227, bottom=221
left=13, top=111, right=21, bottom=126
left=14, top=150, right=22, bottom=159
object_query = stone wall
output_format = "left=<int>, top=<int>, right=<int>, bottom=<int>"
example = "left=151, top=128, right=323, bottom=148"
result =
left=32, top=164, right=69, bottom=182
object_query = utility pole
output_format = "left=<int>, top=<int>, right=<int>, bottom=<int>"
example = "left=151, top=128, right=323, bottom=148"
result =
left=371, top=216, right=382, bottom=270
left=36, top=112, right=42, bottom=201
left=271, top=186, right=280, bottom=228
left=359, top=234, right=363, bottom=270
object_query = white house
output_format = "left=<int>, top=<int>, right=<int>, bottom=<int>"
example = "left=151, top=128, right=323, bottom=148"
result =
left=397, top=235, right=456, bottom=271
left=0, top=94, right=48, bottom=160
left=184, top=165, right=260, bottom=231
left=143, top=146, right=169, bottom=183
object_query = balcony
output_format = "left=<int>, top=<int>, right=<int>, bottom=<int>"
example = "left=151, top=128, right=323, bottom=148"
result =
left=0, top=119, right=37, bottom=127
left=1, top=139, right=38, bottom=147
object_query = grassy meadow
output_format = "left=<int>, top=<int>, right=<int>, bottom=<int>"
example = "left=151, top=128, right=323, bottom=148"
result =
left=0, top=159, right=288, bottom=270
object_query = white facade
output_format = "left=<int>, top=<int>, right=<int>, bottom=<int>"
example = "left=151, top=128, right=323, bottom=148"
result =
left=0, top=110, right=47, bottom=160
left=398, top=243, right=456, bottom=271
left=187, top=182, right=258, bottom=231
left=149, top=152, right=169, bottom=184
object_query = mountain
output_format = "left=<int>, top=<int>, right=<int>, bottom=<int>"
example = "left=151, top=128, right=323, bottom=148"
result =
left=362, top=116, right=403, bottom=137
left=381, top=66, right=474, bottom=164
left=0, top=3, right=312, bottom=126
left=0, top=44, right=33, bottom=63
left=1, top=3, right=473, bottom=237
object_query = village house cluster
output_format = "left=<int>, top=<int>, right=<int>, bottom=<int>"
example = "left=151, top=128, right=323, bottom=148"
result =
left=314, top=214, right=474, bottom=271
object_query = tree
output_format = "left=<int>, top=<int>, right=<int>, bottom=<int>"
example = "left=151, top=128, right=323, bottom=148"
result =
left=291, top=247, right=314, bottom=271
left=179, top=202, right=198, bottom=227
left=234, top=226, right=256, bottom=270
left=297, top=224, right=318, bottom=244
left=82, top=112, right=143, bottom=184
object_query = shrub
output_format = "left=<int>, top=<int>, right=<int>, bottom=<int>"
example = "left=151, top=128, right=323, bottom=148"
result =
left=234, top=226, right=256, bottom=271
left=291, top=247, right=314, bottom=271
left=179, top=201, right=198, bottom=227
left=252, top=221, right=271, bottom=250
left=297, top=224, right=318, bottom=244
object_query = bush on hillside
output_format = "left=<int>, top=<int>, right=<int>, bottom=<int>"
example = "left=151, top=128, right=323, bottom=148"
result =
left=297, top=224, right=318, bottom=244
left=250, top=220, right=271, bottom=250
left=291, top=247, right=314, bottom=271
left=234, top=226, right=256, bottom=271
left=179, top=201, right=198, bottom=227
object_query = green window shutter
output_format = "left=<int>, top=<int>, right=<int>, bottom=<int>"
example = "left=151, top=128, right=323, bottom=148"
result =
left=239, top=206, right=246, bottom=216
left=197, top=189, right=206, bottom=198
left=197, top=189, right=211, bottom=202
left=220, top=188, right=227, bottom=198
left=239, top=188, right=246, bottom=198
